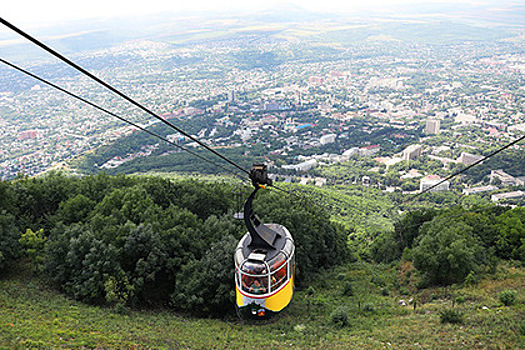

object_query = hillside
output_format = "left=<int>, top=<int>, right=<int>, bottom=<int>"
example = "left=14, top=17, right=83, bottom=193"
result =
left=1, top=262, right=523, bottom=349
left=0, top=172, right=523, bottom=348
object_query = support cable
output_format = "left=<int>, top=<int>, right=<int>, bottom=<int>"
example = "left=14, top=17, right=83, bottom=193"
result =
left=0, top=58, right=248, bottom=183
left=404, top=134, right=525, bottom=203
left=0, top=17, right=250, bottom=176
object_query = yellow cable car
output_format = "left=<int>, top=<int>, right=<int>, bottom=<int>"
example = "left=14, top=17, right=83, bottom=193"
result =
left=234, top=164, right=295, bottom=319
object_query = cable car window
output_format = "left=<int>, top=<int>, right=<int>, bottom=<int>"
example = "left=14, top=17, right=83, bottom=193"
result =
left=240, top=260, right=269, bottom=295
left=271, top=267, right=287, bottom=290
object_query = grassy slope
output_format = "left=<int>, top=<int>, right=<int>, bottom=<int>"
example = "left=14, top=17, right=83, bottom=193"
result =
left=1, top=262, right=523, bottom=349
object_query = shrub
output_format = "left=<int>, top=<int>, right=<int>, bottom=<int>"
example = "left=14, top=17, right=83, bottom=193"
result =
left=498, top=290, right=518, bottom=306
left=464, top=271, right=479, bottom=286
left=330, top=307, right=349, bottom=327
left=439, top=309, right=463, bottom=324
left=306, top=286, right=316, bottom=296
left=362, top=303, right=375, bottom=313
left=455, top=296, right=466, bottom=304
left=19, top=228, right=46, bottom=270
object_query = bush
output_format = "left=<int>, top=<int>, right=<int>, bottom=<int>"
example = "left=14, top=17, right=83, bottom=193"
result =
left=464, top=271, right=479, bottom=286
left=330, top=307, right=350, bottom=327
left=44, top=224, right=124, bottom=304
left=498, top=290, right=518, bottom=306
left=19, top=228, right=46, bottom=271
left=362, top=303, right=375, bottom=313
left=455, top=296, right=466, bottom=304
left=439, top=309, right=463, bottom=324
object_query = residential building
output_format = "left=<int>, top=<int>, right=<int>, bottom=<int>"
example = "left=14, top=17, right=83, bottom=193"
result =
left=491, top=191, right=525, bottom=202
left=282, top=159, right=317, bottom=172
left=462, top=185, right=498, bottom=195
left=491, top=170, right=524, bottom=187
left=359, top=144, right=380, bottom=157
left=320, top=134, right=337, bottom=145
left=458, top=152, right=484, bottom=166
left=403, top=144, right=422, bottom=161
left=420, top=175, right=449, bottom=192
left=425, top=119, right=440, bottom=134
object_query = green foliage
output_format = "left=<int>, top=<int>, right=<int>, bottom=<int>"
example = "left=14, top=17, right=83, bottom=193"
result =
left=0, top=212, right=20, bottom=274
left=455, top=296, right=466, bottom=304
left=341, top=281, right=354, bottom=296
left=330, top=307, right=350, bottom=327
left=412, top=217, right=483, bottom=285
left=494, top=208, right=524, bottom=261
left=19, top=228, right=46, bottom=269
left=498, top=289, right=518, bottom=306
left=439, top=309, right=463, bottom=324
left=464, top=271, right=479, bottom=286
left=55, top=194, right=95, bottom=225
left=172, top=235, right=238, bottom=316
left=44, top=225, right=123, bottom=304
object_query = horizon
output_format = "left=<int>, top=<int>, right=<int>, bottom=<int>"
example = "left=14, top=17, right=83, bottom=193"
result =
left=2, top=0, right=524, bottom=30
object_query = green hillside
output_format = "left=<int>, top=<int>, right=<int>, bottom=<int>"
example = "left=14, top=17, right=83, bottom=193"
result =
left=1, top=262, right=523, bottom=349
left=0, top=172, right=523, bottom=348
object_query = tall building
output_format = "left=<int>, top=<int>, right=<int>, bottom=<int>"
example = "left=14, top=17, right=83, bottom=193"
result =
left=403, top=144, right=422, bottom=161
left=228, top=89, right=235, bottom=102
left=425, top=119, right=440, bottom=134
left=457, top=152, right=484, bottom=166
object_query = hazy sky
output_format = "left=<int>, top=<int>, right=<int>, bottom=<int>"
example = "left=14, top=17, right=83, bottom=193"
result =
left=2, top=0, right=517, bottom=28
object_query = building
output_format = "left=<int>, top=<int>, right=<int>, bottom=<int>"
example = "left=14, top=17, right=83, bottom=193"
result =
left=425, top=119, right=440, bottom=134
left=228, top=89, right=235, bottom=102
left=320, top=134, right=337, bottom=145
left=264, top=102, right=280, bottom=111
left=491, top=191, right=525, bottom=202
left=342, top=148, right=359, bottom=159
left=458, top=152, right=484, bottom=166
left=490, top=170, right=524, bottom=187
left=462, top=185, right=498, bottom=195
left=420, top=175, right=449, bottom=192
left=359, top=144, right=380, bottom=157
left=403, top=144, right=422, bottom=161
left=17, top=130, right=40, bottom=140
left=282, top=159, right=317, bottom=172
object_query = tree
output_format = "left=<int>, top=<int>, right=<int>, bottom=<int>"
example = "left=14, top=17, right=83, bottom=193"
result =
left=0, top=212, right=20, bottom=274
left=412, top=217, right=483, bottom=285
left=494, top=208, right=525, bottom=261
left=172, top=235, right=238, bottom=316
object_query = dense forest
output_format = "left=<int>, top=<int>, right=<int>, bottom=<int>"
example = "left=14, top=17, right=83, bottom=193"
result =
left=0, top=172, right=348, bottom=316
left=0, top=172, right=523, bottom=318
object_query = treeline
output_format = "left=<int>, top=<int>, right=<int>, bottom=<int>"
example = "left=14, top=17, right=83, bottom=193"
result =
left=0, top=173, right=348, bottom=316
left=371, top=206, right=524, bottom=286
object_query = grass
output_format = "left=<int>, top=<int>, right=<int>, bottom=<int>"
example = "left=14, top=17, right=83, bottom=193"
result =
left=1, top=262, right=523, bottom=349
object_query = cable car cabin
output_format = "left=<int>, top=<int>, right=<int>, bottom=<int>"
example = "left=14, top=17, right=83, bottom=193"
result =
left=234, top=164, right=295, bottom=320
left=234, top=223, right=295, bottom=319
